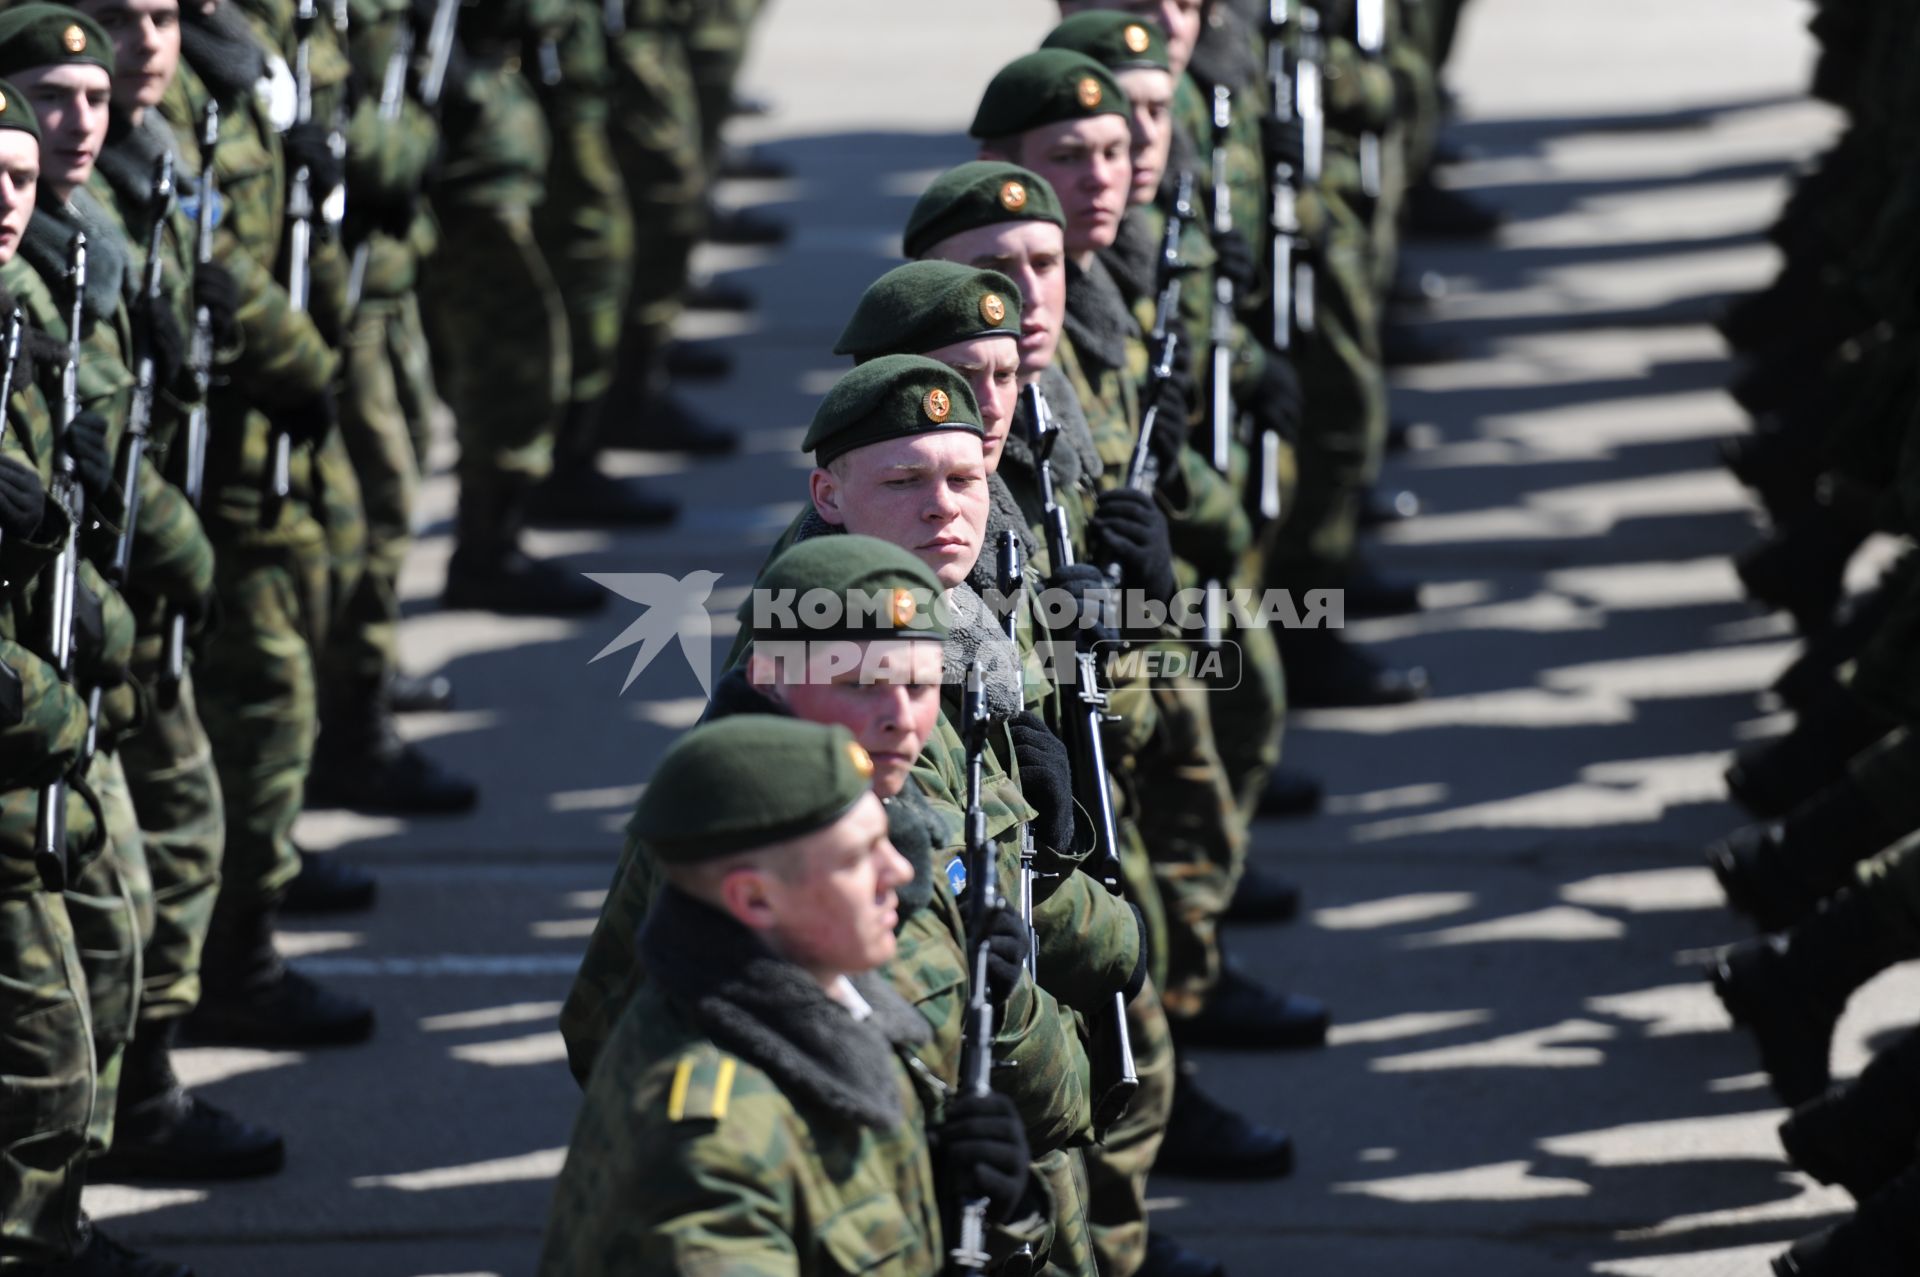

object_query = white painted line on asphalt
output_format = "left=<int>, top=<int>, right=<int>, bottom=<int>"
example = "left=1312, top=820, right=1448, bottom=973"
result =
left=451, top=1032, right=569, bottom=1068
left=353, top=1147, right=566, bottom=1192
left=421, top=1002, right=563, bottom=1032
left=298, top=955, right=582, bottom=977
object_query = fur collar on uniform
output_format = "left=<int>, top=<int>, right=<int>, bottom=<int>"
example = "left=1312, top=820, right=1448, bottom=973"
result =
left=96, top=115, right=190, bottom=229
left=1064, top=254, right=1136, bottom=374
left=1189, top=6, right=1263, bottom=91
left=181, top=2, right=269, bottom=105
left=700, top=667, right=938, bottom=917
left=1099, top=207, right=1159, bottom=306
left=999, top=364, right=1104, bottom=495
left=22, top=193, right=129, bottom=322
left=640, top=885, right=931, bottom=1130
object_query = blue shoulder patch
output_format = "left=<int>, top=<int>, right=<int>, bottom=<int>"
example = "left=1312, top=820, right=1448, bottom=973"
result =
left=945, top=855, right=967, bottom=898
left=175, top=191, right=224, bottom=232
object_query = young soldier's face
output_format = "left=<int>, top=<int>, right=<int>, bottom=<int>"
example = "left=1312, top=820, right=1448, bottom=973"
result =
left=753, top=640, right=946, bottom=797
left=809, top=433, right=990, bottom=588
left=1000, top=116, right=1132, bottom=257
left=1117, top=68, right=1175, bottom=206
left=0, top=131, right=39, bottom=262
left=922, top=221, right=1067, bottom=379
left=11, top=64, right=111, bottom=199
left=921, top=335, right=1020, bottom=471
left=76, top=0, right=182, bottom=114
left=762, top=793, right=912, bottom=979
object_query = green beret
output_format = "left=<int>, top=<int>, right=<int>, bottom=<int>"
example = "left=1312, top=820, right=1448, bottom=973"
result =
left=903, top=161, right=1064, bottom=259
left=1041, top=12, right=1171, bottom=74
left=751, top=535, right=948, bottom=645
left=802, top=353, right=984, bottom=467
left=835, top=262, right=1022, bottom=363
left=633, top=716, right=876, bottom=863
left=0, top=7, right=113, bottom=79
left=0, top=78, right=40, bottom=142
left=969, top=50, right=1127, bottom=141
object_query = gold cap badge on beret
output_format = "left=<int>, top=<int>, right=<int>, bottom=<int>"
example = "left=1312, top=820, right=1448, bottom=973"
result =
left=1077, top=76, right=1102, bottom=109
left=999, top=180, right=1028, bottom=212
left=923, top=388, right=951, bottom=423
left=846, top=740, right=874, bottom=779
left=980, top=292, right=1006, bottom=326
left=890, top=588, right=917, bottom=627
left=1124, top=24, right=1151, bottom=53
left=62, top=24, right=86, bottom=53
left=0, top=91, right=9, bottom=114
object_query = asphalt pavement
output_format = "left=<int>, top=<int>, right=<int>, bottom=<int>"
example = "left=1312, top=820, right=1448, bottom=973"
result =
left=84, top=1, right=1908, bottom=1273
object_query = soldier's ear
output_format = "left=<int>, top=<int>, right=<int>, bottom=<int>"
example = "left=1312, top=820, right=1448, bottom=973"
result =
left=809, top=467, right=846, bottom=526
left=718, top=865, right=780, bottom=933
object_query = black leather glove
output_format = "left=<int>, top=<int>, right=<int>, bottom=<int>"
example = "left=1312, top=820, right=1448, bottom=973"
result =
left=0, top=457, right=44, bottom=539
left=17, top=327, right=60, bottom=391
left=1043, top=561, right=1121, bottom=649
left=1009, top=710, right=1078, bottom=855
left=1088, top=488, right=1176, bottom=608
left=968, top=902, right=1031, bottom=1005
left=1212, top=227, right=1256, bottom=295
left=72, top=579, right=127, bottom=689
left=273, top=393, right=337, bottom=446
left=63, top=410, right=114, bottom=505
left=142, top=299, right=185, bottom=389
left=282, top=121, right=343, bottom=194
left=192, top=262, right=240, bottom=348
left=938, top=1091, right=1032, bottom=1225
left=1262, top=114, right=1305, bottom=174
left=1246, top=353, right=1304, bottom=445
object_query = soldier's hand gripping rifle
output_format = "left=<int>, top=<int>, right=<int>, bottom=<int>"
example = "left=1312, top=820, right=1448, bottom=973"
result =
left=34, top=234, right=89, bottom=891
left=162, top=106, right=220, bottom=707
left=264, top=0, right=320, bottom=529
left=1123, top=171, right=1195, bottom=496
left=1021, top=382, right=1139, bottom=1116
left=948, top=658, right=1003, bottom=1274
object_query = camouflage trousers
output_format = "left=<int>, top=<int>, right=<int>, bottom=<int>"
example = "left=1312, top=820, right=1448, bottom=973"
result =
left=1136, top=678, right=1248, bottom=1019
left=1266, top=184, right=1390, bottom=590
left=535, top=95, right=635, bottom=411
left=321, top=300, right=425, bottom=697
left=0, top=885, right=91, bottom=1265
left=197, top=523, right=330, bottom=912
left=1034, top=1146, right=1098, bottom=1277
left=71, top=751, right=146, bottom=1154
left=609, top=24, right=706, bottom=359
left=116, top=662, right=223, bottom=1025
left=421, top=203, right=569, bottom=487
left=682, top=0, right=764, bottom=163
left=1082, top=979, right=1176, bottom=1277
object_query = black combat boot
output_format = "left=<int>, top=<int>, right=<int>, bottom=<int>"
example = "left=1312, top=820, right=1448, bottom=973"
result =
left=18, top=1217, right=194, bottom=1276
left=90, top=1021, right=284, bottom=1181
left=1710, top=886, right=1917, bottom=1107
left=1282, top=627, right=1430, bottom=709
left=1224, top=863, right=1301, bottom=925
left=1781, top=1025, right=1920, bottom=1201
left=703, top=203, right=788, bottom=246
left=1170, top=965, right=1329, bottom=1051
left=387, top=668, right=454, bottom=714
left=281, top=847, right=377, bottom=916
left=1708, top=778, right=1899, bottom=932
left=442, top=475, right=607, bottom=615
left=1724, top=686, right=1891, bottom=820
left=1343, top=557, right=1424, bottom=618
left=1772, top=1158, right=1920, bottom=1277
left=1358, top=487, right=1421, bottom=528
left=1154, top=1069, right=1295, bottom=1179
left=188, top=902, right=373, bottom=1048
left=1770, top=568, right=1903, bottom=713
left=1406, top=176, right=1503, bottom=240
left=1138, top=1232, right=1226, bottom=1277
left=596, top=333, right=741, bottom=456
left=308, top=676, right=479, bottom=816
left=526, top=398, right=681, bottom=527
left=1734, top=511, right=1864, bottom=635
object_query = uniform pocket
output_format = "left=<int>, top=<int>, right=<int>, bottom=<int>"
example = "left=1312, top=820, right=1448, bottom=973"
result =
left=818, top=1192, right=914, bottom=1274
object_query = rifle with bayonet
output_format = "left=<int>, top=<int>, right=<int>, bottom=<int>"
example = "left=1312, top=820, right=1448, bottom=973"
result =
left=1123, top=170, right=1195, bottom=495
left=34, top=234, right=89, bottom=891
left=1202, top=90, right=1236, bottom=646
left=418, top=0, right=461, bottom=110
left=161, top=105, right=218, bottom=708
left=345, top=10, right=413, bottom=310
left=0, top=308, right=21, bottom=510
left=1354, top=0, right=1385, bottom=201
left=1266, top=0, right=1322, bottom=352
left=948, top=658, right=1002, bottom=1275
left=1020, top=381, right=1139, bottom=1121
left=994, top=529, right=1039, bottom=976
left=264, top=0, right=320, bottom=530
left=103, top=155, right=174, bottom=592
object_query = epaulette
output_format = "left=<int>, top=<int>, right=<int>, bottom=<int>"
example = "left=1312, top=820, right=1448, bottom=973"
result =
left=665, top=1046, right=739, bottom=1124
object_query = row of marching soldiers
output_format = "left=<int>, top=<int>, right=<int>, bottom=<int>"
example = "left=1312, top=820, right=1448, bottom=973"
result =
left=0, top=0, right=778, bottom=1272
left=541, top=2, right=1479, bottom=1275
left=1699, top=1, right=1920, bottom=1273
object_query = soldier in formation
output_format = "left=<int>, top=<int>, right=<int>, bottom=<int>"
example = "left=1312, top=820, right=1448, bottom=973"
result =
left=1700, top=2, right=1920, bottom=1272
left=548, top=2, right=1487, bottom=1275
left=0, top=0, right=774, bottom=1271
